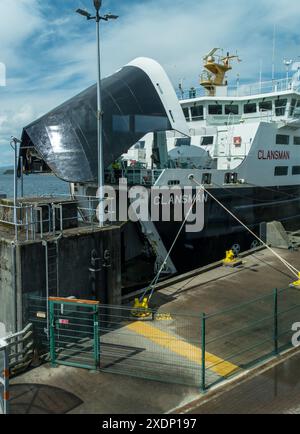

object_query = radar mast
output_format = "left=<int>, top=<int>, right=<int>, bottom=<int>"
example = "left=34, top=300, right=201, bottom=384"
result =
left=200, top=49, right=241, bottom=96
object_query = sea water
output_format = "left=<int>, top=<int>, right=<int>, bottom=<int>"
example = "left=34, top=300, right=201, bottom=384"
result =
left=0, top=169, right=69, bottom=199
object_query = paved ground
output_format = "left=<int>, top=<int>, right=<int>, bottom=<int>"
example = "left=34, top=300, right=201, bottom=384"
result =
left=187, top=351, right=300, bottom=414
left=9, top=248, right=300, bottom=414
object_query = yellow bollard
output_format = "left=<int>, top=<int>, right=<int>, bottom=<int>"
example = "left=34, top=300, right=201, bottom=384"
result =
left=291, top=273, right=300, bottom=289
left=131, top=297, right=151, bottom=318
left=223, top=250, right=242, bottom=267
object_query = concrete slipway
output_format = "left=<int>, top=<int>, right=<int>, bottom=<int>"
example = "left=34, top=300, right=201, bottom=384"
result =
left=9, top=247, right=300, bottom=414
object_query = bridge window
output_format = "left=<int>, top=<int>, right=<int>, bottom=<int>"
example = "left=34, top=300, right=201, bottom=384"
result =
left=294, top=101, right=300, bottom=116
left=292, top=166, right=300, bottom=175
left=182, top=107, right=190, bottom=120
left=274, top=166, right=288, bottom=176
left=259, top=100, right=272, bottom=111
left=225, top=104, right=239, bottom=115
left=244, top=103, right=257, bottom=114
left=294, top=136, right=300, bottom=145
left=168, top=180, right=180, bottom=186
left=191, top=105, right=204, bottom=120
left=201, top=136, right=214, bottom=146
left=276, top=134, right=289, bottom=145
left=275, top=99, right=287, bottom=116
left=290, top=99, right=297, bottom=116
left=208, top=104, right=223, bottom=115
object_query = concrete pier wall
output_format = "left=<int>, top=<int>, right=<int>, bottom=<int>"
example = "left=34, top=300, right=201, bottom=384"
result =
left=0, top=239, right=15, bottom=334
left=0, top=226, right=122, bottom=333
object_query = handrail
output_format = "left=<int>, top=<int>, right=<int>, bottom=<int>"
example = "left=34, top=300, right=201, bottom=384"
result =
left=177, top=77, right=300, bottom=100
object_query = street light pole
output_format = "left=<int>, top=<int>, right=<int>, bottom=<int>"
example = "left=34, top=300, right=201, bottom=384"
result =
left=95, top=5, right=104, bottom=227
left=76, top=1, right=118, bottom=228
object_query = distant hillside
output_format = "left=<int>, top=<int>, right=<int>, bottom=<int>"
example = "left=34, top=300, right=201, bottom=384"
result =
left=0, top=166, right=14, bottom=174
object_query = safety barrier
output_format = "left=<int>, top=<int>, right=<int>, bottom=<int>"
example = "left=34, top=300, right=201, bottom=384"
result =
left=0, top=194, right=109, bottom=242
left=202, top=287, right=300, bottom=390
left=99, top=305, right=202, bottom=387
left=20, top=287, right=300, bottom=391
left=4, top=324, right=34, bottom=376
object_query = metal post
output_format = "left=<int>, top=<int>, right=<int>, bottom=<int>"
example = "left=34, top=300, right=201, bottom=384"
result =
left=20, top=156, right=24, bottom=198
left=96, top=10, right=104, bottom=228
left=93, top=305, right=100, bottom=369
left=49, top=300, right=56, bottom=366
left=3, top=346, right=9, bottom=415
left=13, top=141, right=18, bottom=241
left=201, top=313, right=206, bottom=392
left=274, top=288, right=279, bottom=355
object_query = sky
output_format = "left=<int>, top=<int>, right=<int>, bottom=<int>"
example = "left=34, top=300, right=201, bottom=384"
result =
left=1, top=0, right=300, bottom=166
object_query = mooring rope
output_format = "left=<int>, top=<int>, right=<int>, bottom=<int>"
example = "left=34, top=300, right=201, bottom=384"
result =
left=190, top=175, right=300, bottom=278
left=140, top=176, right=299, bottom=304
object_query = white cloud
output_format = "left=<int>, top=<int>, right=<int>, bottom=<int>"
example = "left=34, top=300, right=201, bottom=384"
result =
left=1, top=0, right=300, bottom=166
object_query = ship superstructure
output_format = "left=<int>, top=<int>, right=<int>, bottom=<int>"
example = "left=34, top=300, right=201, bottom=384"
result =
left=19, top=52, right=300, bottom=275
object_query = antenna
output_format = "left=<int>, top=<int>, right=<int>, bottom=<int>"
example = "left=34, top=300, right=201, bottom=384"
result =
left=259, top=59, right=263, bottom=92
left=272, top=24, right=276, bottom=82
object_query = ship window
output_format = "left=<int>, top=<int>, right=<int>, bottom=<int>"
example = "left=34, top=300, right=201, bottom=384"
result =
left=274, top=166, right=288, bottom=176
left=290, top=99, right=297, bottom=116
left=276, top=134, right=289, bottom=145
left=259, top=100, right=272, bottom=111
left=191, top=105, right=204, bottom=120
left=202, top=173, right=212, bottom=184
left=224, top=172, right=238, bottom=184
left=134, top=141, right=145, bottom=150
left=201, top=136, right=214, bottom=146
left=294, top=136, right=300, bottom=145
left=225, top=105, right=239, bottom=115
left=275, top=99, right=287, bottom=116
left=292, top=166, right=300, bottom=175
left=243, top=103, right=257, bottom=114
left=294, top=101, right=300, bottom=116
left=208, top=104, right=223, bottom=115
left=175, top=137, right=191, bottom=147
left=182, top=107, right=190, bottom=120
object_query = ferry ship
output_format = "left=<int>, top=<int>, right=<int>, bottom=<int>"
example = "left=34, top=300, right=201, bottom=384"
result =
left=19, top=51, right=300, bottom=276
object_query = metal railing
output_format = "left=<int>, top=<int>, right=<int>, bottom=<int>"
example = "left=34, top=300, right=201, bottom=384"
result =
left=4, top=324, right=34, bottom=376
left=0, top=194, right=112, bottom=242
left=177, top=78, right=300, bottom=100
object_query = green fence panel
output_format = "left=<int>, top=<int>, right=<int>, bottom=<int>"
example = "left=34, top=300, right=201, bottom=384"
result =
left=49, top=298, right=100, bottom=370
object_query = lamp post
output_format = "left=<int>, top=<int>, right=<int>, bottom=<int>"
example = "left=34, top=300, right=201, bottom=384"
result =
left=10, top=136, right=22, bottom=240
left=76, top=1, right=118, bottom=227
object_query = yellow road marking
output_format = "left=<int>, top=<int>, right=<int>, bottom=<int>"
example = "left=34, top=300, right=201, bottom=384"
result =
left=127, top=321, right=238, bottom=377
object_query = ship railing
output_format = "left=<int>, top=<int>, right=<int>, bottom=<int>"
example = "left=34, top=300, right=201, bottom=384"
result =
left=176, top=77, right=300, bottom=100
left=105, top=168, right=163, bottom=186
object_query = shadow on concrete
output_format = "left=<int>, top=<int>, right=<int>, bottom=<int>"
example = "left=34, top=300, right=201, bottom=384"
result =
left=9, top=383, right=83, bottom=414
